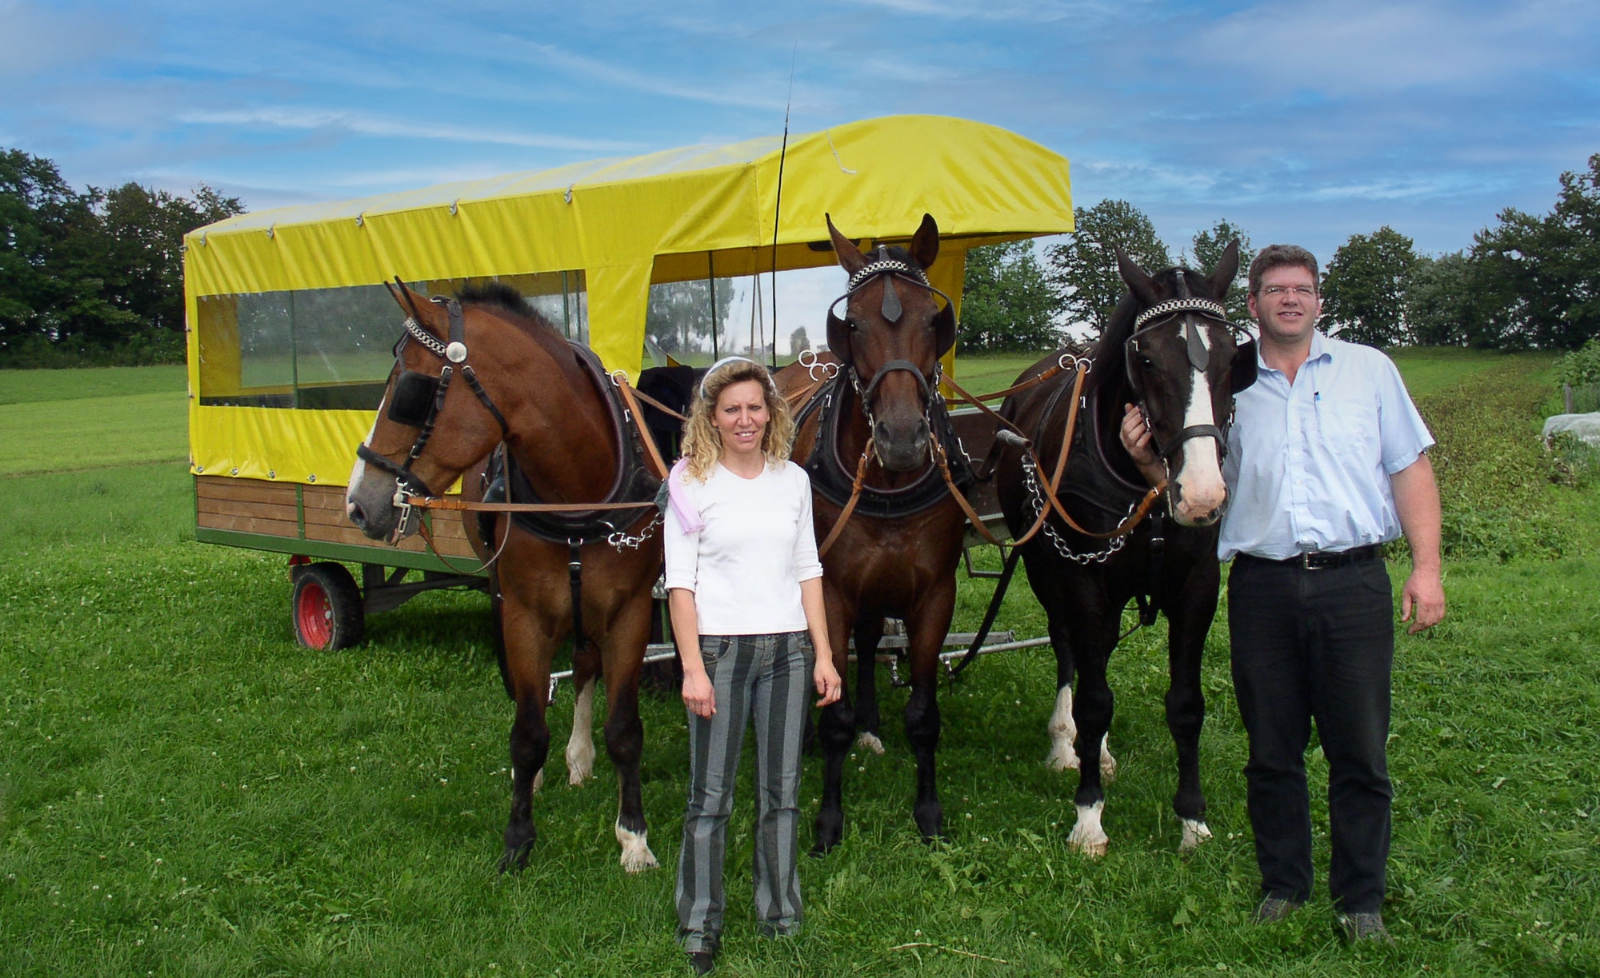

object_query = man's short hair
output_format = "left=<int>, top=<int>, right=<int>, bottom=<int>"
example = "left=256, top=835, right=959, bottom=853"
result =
left=1248, top=245, right=1320, bottom=295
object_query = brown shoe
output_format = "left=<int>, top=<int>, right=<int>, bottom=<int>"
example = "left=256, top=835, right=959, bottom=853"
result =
left=1254, top=895, right=1303, bottom=923
left=1336, top=911, right=1393, bottom=944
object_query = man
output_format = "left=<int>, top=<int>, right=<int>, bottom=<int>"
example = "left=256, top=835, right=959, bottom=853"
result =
left=1122, top=244, right=1446, bottom=943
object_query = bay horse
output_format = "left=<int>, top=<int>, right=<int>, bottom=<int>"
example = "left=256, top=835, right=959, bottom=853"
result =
left=344, top=282, right=664, bottom=873
left=994, top=244, right=1256, bottom=856
left=775, top=214, right=971, bottom=851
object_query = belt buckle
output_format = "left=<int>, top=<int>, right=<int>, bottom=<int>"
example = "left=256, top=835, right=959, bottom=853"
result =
left=1300, top=551, right=1327, bottom=571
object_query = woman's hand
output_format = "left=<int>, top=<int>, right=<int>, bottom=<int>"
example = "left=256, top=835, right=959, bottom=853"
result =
left=682, top=668, right=716, bottom=718
left=813, top=656, right=842, bottom=708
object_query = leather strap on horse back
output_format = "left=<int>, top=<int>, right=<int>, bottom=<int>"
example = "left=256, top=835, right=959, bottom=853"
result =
left=611, top=373, right=670, bottom=480
left=948, top=544, right=1023, bottom=680
left=817, top=437, right=874, bottom=558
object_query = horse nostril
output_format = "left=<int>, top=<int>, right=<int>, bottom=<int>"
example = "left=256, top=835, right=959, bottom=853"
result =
left=348, top=502, right=366, bottom=527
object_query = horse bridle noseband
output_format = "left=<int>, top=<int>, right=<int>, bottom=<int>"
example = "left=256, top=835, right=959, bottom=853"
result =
left=1124, top=297, right=1253, bottom=461
left=828, top=247, right=953, bottom=435
left=356, top=297, right=510, bottom=507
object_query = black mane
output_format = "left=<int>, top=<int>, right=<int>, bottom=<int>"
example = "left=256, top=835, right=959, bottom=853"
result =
left=457, top=281, right=562, bottom=338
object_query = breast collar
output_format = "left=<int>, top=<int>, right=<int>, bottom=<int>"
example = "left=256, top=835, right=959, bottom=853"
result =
left=798, top=370, right=973, bottom=518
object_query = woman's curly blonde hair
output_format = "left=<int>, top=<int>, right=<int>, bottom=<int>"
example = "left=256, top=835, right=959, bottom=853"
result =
left=679, top=358, right=796, bottom=481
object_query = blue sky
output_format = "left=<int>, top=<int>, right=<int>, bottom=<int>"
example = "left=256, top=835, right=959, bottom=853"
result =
left=4, top=0, right=1598, bottom=266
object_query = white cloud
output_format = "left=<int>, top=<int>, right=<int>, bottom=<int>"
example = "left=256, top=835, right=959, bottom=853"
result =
left=176, top=108, right=641, bottom=152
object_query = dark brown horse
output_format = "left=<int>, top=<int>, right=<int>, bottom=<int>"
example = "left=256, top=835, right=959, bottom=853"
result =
left=776, top=214, right=969, bottom=851
left=994, top=244, right=1255, bottom=856
left=345, top=283, right=663, bottom=873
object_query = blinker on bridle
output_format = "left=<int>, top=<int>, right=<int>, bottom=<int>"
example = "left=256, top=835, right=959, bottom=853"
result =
left=356, top=295, right=511, bottom=510
left=1125, top=297, right=1255, bottom=460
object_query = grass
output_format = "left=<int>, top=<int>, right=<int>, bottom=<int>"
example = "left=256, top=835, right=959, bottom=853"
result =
left=2, top=356, right=1597, bottom=976
left=0, top=365, right=187, bottom=405
left=0, top=392, right=190, bottom=477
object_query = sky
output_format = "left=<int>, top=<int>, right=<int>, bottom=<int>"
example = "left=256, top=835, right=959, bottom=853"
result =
left=4, top=0, right=1598, bottom=272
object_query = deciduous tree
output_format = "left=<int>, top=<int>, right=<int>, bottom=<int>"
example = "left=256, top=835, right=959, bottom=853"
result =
left=1320, top=226, right=1419, bottom=347
left=1188, top=219, right=1254, bottom=323
left=958, top=239, right=1060, bottom=352
left=1046, top=200, right=1171, bottom=335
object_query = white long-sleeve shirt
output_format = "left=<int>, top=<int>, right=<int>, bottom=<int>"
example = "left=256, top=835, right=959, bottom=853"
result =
left=662, top=460, right=823, bottom=635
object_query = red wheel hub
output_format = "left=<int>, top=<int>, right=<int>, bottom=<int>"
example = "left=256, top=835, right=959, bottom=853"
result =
left=297, top=580, right=334, bottom=649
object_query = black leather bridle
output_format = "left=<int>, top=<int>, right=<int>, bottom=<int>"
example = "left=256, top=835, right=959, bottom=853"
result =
left=825, top=248, right=955, bottom=440
left=356, top=296, right=510, bottom=505
left=1124, top=297, right=1257, bottom=461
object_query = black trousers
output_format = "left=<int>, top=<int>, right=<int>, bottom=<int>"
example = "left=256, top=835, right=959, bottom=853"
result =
left=1228, top=554, right=1394, bottom=912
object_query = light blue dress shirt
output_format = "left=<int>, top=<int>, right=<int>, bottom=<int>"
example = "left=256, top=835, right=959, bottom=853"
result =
left=1218, top=331, right=1434, bottom=561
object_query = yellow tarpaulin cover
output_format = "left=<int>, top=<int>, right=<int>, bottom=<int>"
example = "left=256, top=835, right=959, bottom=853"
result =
left=185, top=114, right=1073, bottom=486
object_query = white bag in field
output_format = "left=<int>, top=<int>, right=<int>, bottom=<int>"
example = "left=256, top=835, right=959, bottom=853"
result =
left=1542, top=413, right=1600, bottom=447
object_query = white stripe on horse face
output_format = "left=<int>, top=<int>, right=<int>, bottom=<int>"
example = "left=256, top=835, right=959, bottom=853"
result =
left=1172, top=323, right=1226, bottom=523
left=345, top=397, right=385, bottom=514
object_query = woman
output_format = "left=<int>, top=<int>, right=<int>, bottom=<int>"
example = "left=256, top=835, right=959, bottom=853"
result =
left=663, top=355, right=841, bottom=975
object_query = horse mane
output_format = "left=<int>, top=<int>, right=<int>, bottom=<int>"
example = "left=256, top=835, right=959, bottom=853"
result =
left=457, top=281, right=566, bottom=345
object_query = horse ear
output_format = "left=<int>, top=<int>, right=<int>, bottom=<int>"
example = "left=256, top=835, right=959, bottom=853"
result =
left=826, top=213, right=867, bottom=275
left=933, top=300, right=956, bottom=359
left=909, top=213, right=939, bottom=271
left=827, top=309, right=852, bottom=364
left=1207, top=240, right=1241, bottom=299
left=388, top=280, right=446, bottom=338
left=1117, top=248, right=1161, bottom=306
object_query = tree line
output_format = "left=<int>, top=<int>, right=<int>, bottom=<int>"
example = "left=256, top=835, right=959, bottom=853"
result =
left=1, top=148, right=244, bottom=368
left=962, top=153, right=1600, bottom=353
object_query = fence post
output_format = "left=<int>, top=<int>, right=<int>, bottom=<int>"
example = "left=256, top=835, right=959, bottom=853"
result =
left=1565, top=382, right=1575, bottom=414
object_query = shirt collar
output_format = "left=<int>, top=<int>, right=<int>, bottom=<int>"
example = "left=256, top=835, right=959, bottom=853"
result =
left=1256, top=329, right=1333, bottom=377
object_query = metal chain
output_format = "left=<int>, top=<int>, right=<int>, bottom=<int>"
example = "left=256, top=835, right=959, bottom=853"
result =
left=1021, top=455, right=1127, bottom=564
left=607, top=514, right=661, bottom=551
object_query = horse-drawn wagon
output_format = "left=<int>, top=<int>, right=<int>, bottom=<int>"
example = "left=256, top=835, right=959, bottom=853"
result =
left=183, top=114, right=1074, bottom=649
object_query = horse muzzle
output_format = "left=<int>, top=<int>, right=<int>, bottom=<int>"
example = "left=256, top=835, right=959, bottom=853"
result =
left=872, top=419, right=931, bottom=473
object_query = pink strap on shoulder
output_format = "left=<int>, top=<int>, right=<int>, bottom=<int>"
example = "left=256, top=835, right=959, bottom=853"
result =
left=667, top=458, right=705, bottom=533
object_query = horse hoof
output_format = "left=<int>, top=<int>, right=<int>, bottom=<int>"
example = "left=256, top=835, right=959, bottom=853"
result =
left=812, top=811, right=844, bottom=855
left=1067, top=801, right=1108, bottom=858
left=856, top=731, right=885, bottom=755
left=1180, top=818, right=1213, bottom=851
left=499, top=841, right=533, bottom=874
left=1046, top=746, right=1080, bottom=772
left=914, top=806, right=944, bottom=841
left=615, top=823, right=658, bottom=873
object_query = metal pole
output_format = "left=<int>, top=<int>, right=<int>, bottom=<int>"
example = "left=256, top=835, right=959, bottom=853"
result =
left=708, top=251, right=718, bottom=359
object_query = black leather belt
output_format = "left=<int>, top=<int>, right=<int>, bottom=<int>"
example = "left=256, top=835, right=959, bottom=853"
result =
left=1238, top=544, right=1382, bottom=571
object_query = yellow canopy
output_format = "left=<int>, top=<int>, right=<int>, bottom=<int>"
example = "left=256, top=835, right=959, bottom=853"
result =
left=184, top=114, right=1073, bottom=486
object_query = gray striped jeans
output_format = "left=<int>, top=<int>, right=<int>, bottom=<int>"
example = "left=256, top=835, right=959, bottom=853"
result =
left=676, top=631, right=812, bottom=954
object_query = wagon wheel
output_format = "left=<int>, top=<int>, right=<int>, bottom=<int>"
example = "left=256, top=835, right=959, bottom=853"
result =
left=291, top=562, right=365, bottom=650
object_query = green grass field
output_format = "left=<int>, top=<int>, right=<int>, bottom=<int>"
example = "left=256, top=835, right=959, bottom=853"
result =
left=1, top=356, right=1597, bottom=976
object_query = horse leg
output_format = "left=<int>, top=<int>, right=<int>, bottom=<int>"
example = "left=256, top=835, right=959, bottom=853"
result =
left=853, top=615, right=887, bottom=755
left=904, top=583, right=955, bottom=841
left=812, top=596, right=857, bottom=855
left=1044, top=610, right=1080, bottom=771
left=565, top=652, right=600, bottom=785
left=1166, top=558, right=1219, bottom=850
left=499, top=596, right=555, bottom=873
left=602, top=594, right=657, bottom=873
left=1065, top=606, right=1119, bottom=858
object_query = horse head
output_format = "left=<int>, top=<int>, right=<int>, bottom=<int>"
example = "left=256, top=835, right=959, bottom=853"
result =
left=345, top=283, right=514, bottom=542
left=824, top=213, right=956, bottom=473
left=1110, top=241, right=1257, bottom=527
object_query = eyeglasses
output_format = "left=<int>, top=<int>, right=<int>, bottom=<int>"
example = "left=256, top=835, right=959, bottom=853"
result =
left=1258, top=285, right=1317, bottom=298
